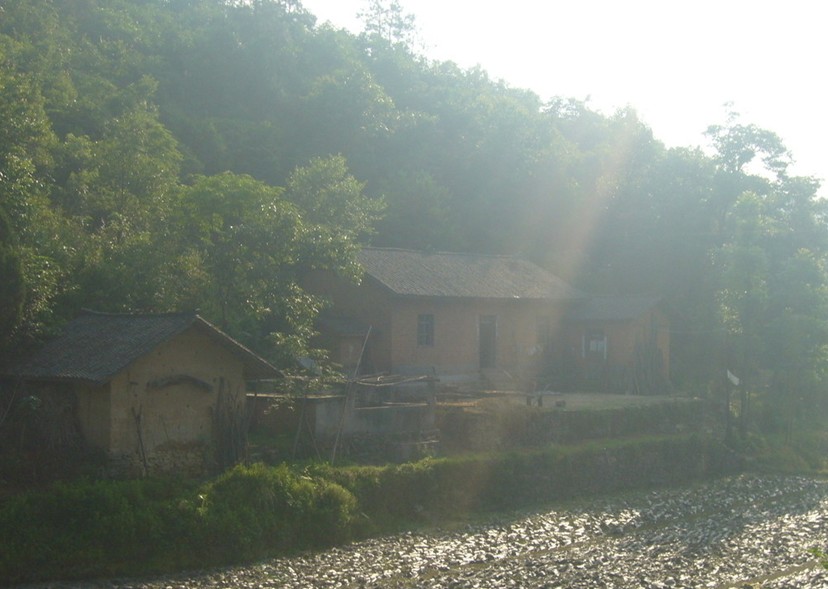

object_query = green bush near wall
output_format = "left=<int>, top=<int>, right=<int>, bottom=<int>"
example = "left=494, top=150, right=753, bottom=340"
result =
left=197, top=463, right=356, bottom=561
left=316, top=434, right=735, bottom=526
left=0, top=464, right=357, bottom=584
left=0, top=435, right=736, bottom=584
left=0, top=477, right=199, bottom=581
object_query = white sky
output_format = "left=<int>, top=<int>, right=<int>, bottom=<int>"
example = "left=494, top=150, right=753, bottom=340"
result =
left=301, top=0, right=826, bottom=195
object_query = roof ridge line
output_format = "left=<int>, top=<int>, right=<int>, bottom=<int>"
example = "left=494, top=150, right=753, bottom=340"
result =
left=362, top=246, right=518, bottom=259
left=79, top=309, right=198, bottom=318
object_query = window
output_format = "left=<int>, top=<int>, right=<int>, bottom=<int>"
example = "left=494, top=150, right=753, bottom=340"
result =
left=584, top=329, right=607, bottom=359
left=417, top=314, right=434, bottom=346
left=479, top=315, right=497, bottom=369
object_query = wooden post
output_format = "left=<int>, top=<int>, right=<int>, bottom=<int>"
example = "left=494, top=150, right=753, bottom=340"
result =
left=331, top=326, right=371, bottom=465
left=724, top=372, right=733, bottom=444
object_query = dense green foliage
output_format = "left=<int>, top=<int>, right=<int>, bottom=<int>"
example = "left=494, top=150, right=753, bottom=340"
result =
left=0, top=463, right=356, bottom=583
left=0, top=436, right=730, bottom=584
left=0, top=0, right=379, bottom=364
left=0, top=0, right=827, bottom=431
left=0, top=477, right=198, bottom=579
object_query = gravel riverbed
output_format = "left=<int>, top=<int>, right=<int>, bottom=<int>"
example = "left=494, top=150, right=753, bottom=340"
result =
left=25, top=474, right=828, bottom=589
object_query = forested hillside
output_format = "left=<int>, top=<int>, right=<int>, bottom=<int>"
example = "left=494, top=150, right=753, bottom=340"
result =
left=2, top=0, right=827, bottom=425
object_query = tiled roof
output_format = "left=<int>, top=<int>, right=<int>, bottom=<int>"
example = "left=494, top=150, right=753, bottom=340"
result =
left=358, top=248, right=584, bottom=300
left=567, top=296, right=661, bottom=323
left=13, top=311, right=278, bottom=384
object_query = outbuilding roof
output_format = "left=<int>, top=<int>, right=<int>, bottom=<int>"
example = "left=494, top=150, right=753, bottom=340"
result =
left=358, top=248, right=584, bottom=301
left=13, top=311, right=278, bottom=384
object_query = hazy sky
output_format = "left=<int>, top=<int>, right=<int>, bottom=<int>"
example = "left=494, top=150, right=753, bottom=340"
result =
left=301, top=0, right=826, bottom=194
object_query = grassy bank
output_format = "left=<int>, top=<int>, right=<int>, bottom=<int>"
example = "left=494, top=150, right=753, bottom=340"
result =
left=1, top=434, right=736, bottom=584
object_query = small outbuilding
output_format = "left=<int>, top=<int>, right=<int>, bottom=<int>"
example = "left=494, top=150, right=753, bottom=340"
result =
left=8, top=311, right=278, bottom=476
left=565, top=296, right=670, bottom=394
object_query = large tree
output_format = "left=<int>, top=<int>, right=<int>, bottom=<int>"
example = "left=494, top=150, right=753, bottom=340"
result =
left=358, top=0, right=417, bottom=48
left=0, top=207, right=25, bottom=350
left=161, top=158, right=375, bottom=366
left=0, top=44, right=64, bottom=348
left=708, top=113, right=828, bottom=433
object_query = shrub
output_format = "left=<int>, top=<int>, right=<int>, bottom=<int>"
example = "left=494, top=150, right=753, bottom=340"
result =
left=0, top=477, right=197, bottom=583
left=196, top=463, right=356, bottom=561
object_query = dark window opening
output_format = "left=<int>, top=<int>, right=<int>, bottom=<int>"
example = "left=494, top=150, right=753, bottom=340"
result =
left=479, top=315, right=497, bottom=369
left=418, top=314, right=434, bottom=346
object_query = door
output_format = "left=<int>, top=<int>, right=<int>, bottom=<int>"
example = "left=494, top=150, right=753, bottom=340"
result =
left=479, top=315, right=497, bottom=369
left=584, top=329, right=607, bottom=384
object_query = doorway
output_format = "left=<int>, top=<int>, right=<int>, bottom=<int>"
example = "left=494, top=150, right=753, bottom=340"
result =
left=585, top=329, right=607, bottom=384
left=479, top=315, right=497, bottom=369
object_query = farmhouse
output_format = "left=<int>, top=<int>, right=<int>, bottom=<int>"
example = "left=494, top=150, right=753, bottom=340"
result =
left=8, top=311, right=278, bottom=476
left=308, top=247, right=669, bottom=392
